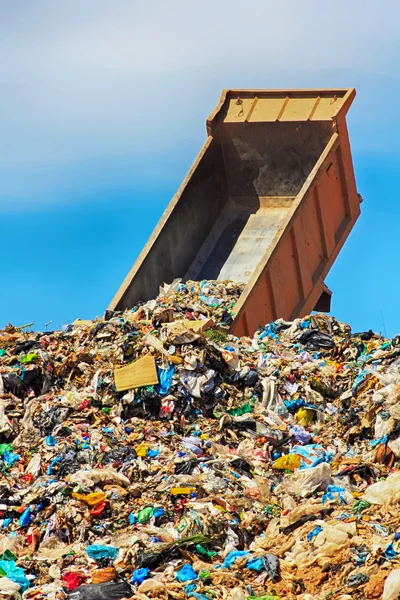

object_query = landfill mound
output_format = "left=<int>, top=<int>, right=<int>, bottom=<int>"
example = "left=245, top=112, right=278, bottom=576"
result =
left=1, top=280, right=400, bottom=600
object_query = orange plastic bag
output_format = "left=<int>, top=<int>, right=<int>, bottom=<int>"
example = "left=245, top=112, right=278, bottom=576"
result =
left=72, top=492, right=106, bottom=506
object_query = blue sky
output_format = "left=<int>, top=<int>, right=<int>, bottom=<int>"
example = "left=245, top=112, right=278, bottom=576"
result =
left=1, top=1, right=400, bottom=335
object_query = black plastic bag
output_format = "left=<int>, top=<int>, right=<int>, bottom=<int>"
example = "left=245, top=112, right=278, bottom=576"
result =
left=352, top=329, right=374, bottom=341
left=299, top=329, right=335, bottom=350
left=12, top=340, right=41, bottom=355
left=219, top=310, right=233, bottom=326
left=2, top=367, right=42, bottom=397
left=104, top=309, right=123, bottom=321
left=103, top=446, right=137, bottom=465
left=68, top=581, right=133, bottom=600
left=264, top=553, right=280, bottom=582
left=230, top=458, right=253, bottom=477
left=347, top=572, right=369, bottom=587
left=242, top=370, right=259, bottom=386
left=136, top=550, right=165, bottom=569
left=175, top=459, right=197, bottom=475
left=281, top=507, right=334, bottom=534
left=230, top=417, right=257, bottom=432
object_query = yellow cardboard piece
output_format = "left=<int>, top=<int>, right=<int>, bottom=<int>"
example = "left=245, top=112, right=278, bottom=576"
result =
left=170, top=487, right=196, bottom=495
left=180, top=319, right=215, bottom=333
left=114, top=355, right=159, bottom=392
left=73, top=318, right=93, bottom=327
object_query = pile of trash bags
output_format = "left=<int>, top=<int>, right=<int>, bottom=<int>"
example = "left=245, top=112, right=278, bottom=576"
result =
left=2, top=279, right=400, bottom=599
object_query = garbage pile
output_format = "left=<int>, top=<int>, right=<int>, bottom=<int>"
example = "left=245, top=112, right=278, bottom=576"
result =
left=2, top=279, right=400, bottom=599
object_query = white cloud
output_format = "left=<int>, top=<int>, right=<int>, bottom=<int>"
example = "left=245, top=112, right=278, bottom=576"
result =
left=0, top=0, right=399, bottom=204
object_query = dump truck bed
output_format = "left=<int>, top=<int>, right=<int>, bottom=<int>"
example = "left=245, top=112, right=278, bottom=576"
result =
left=110, top=89, right=361, bottom=336
left=185, top=197, right=292, bottom=283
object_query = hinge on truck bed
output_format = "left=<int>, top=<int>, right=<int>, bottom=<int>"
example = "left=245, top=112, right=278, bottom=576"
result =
left=314, top=283, right=332, bottom=313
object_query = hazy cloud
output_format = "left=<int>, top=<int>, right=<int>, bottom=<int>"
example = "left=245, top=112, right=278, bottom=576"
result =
left=0, top=0, right=399, bottom=206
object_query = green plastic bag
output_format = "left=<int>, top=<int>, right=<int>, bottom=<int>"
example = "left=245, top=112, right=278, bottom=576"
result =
left=136, top=506, right=155, bottom=523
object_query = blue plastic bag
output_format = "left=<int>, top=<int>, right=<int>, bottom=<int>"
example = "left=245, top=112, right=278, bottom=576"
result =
left=86, top=544, right=118, bottom=561
left=258, top=322, right=278, bottom=340
left=3, top=451, right=20, bottom=467
left=292, top=444, right=332, bottom=469
left=185, top=583, right=198, bottom=595
left=246, top=557, right=264, bottom=571
left=385, top=543, right=398, bottom=560
left=147, top=449, right=160, bottom=459
left=46, top=456, right=61, bottom=475
left=322, top=485, right=348, bottom=505
left=131, top=568, right=149, bottom=584
left=176, top=564, right=198, bottom=582
left=307, top=525, right=323, bottom=541
left=156, top=364, right=175, bottom=396
left=369, top=435, right=388, bottom=447
left=188, top=593, right=208, bottom=600
left=0, top=559, right=30, bottom=592
left=18, top=507, right=32, bottom=527
left=222, top=550, right=249, bottom=568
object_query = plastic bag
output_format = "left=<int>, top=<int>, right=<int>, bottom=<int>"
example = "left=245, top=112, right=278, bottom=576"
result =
left=69, top=468, right=130, bottom=488
left=362, top=471, right=400, bottom=505
left=0, top=577, right=21, bottom=597
left=347, top=572, right=369, bottom=587
left=175, top=460, right=197, bottom=475
left=375, top=411, right=395, bottom=439
left=264, top=553, right=280, bottom=582
left=322, top=485, right=353, bottom=505
left=272, top=454, right=301, bottom=471
left=25, top=453, right=41, bottom=476
left=63, top=572, right=83, bottom=591
left=159, top=278, right=182, bottom=296
left=313, top=521, right=355, bottom=547
left=277, top=463, right=331, bottom=497
left=136, top=550, right=165, bottom=569
left=176, top=564, right=198, bottom=582
left=383, top=569, right=400, bottom=600
left=260, top=378, right=288, bottom=416
left=86, top=545, right=118, bottom=561
left=299, top=329, right=335, bottom=350
left=131, top=568, right=149, bottom=585
left=136, top=506, right=155, bottom=523
left=156, top=364, right=175, bottom=395
left=72, top=492, right=106, bottom=506
left=0, top=559, right=30, bottom=592
left=296, top=407, right=315, bottom=426
left=292, top=444, right=332, bottom=469
left=68, top=581, right=133, bottom=600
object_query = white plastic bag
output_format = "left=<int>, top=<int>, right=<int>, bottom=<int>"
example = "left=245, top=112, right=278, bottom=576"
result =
left=68, top=468, right=130, bottom=488
left=383, top=569, right=400, bottom=600
left=277, top=462, right=331, bottom=497
left=375, top=411, right=395, bottom=438
left=25, top=453, right=41, bottom=477
left=0, top=576, right=20, bottom=597
left=362, top=471, right=400, bottom=505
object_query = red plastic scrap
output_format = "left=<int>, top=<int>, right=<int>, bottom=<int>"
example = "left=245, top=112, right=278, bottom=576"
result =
left=62, top=572, right=83, bottom=590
